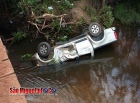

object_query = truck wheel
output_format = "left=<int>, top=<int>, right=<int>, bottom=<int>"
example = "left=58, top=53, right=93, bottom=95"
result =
left=82, top=27, right=89, bottom=35
left=89, top=22, right=102, bottom=36
left=37, top=42, right=51, bottom=57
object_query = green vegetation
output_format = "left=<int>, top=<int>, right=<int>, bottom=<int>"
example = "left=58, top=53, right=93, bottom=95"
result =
left=114, top=1, right=140, bottom=25
left=0, top=0, right=19, bottom=13
left=13, top=30, right=27, bottom=42
left=17, top=0, right=75, bottom=16
left=100, top=6, right=114, bottom=28
left=21, top=54, right=33, bottom=60
left=2, top=0, right=134, bottom=43
left=15, top=0, right=77, bottom=42
left=84, top=5, right=114, bottom=28
left=57, top=35, right=67, bottom=41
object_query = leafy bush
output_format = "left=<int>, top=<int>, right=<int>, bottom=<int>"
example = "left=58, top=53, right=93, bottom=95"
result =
left=85, top=5, right=114, bottom=28
left=57, top=35, right=67, bottom=41
left=114, top=3, right=140, bottom=25
left=21, top=54, right=33, bottom=60
left=99, top=5, right=114, bottom=28
left=18, top=0, right=75, bottom=16
left=0, top=0, right=19, bottom=13
left=13, top=30, right=27, bottom=42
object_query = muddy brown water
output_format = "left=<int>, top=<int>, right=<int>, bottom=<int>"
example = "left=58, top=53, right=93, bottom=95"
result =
left=5, top=21, right=140, bottom=103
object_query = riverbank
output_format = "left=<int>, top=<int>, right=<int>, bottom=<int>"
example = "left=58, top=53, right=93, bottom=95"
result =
left=0, top=38, right=27, bottom=103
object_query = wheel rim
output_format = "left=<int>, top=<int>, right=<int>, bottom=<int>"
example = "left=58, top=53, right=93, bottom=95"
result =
left=40, top=45, right=48, bottom=54
left=91, top=25, right=99, bottom=34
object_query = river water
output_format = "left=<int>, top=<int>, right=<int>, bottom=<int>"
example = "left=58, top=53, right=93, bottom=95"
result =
left=6, top=21, right=140, bottom=103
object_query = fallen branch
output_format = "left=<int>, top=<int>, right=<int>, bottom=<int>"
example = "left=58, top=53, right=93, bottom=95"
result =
left=28, top=13, right=67, bottom=38
left=64, top=22, right=78, bottom=25
left=5, top=38, right=13, bottom=43
left=27, top=21, right=46, bottom=35
left=28, top=13, right=86, bottom=40
left=52, top=17, right=63, bottom=38
left=35, top=13, right=67, bottom=19
left=41, top=18, right=47, bottom=31
left=0, top=35, right=5, bottom=42
left=0, top=35, right=13, bottom=44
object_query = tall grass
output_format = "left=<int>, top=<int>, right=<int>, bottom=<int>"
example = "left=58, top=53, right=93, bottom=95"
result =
left=114, top=3, right=140, bottom=25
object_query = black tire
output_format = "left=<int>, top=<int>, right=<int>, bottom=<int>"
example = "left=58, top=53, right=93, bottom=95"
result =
left=89, top=22, right=102, bottom=36
left=37, top=42, right=51, bottom=57
left=81, top=27, right=89, bottom=35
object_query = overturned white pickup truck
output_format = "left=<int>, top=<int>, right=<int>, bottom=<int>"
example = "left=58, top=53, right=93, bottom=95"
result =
left=33, top=22, right=117, bottom=66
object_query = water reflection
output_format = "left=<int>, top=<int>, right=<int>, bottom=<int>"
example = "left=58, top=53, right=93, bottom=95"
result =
left=115, top=26, right=140, bottom=68
left=15, top=55, right=140, bottom=103
left=88, top=62, right=140, bottom=103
